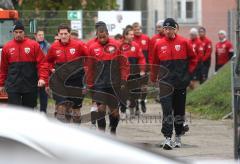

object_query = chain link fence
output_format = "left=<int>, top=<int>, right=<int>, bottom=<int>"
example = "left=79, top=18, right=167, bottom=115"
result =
left=18, top=10, right=150, bottom=43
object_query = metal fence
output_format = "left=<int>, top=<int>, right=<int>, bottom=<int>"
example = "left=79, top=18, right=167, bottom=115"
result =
left=18, top=10, right=151, bottom=43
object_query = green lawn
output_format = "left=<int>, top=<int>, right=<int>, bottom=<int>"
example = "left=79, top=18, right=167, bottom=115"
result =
left=186, top=63, right=232, bottom=120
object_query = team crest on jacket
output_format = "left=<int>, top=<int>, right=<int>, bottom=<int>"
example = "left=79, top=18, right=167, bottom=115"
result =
left=108, top=46, right=116, bottom=54
left=141, top=40, right=146, bottom=45
left=175, top=45, right=181, bottom=51
left=131, top=46, right=136, bottom=52
left=70, top=48, right=75, bottom=55
left=24, top=47, right=30, bottom=54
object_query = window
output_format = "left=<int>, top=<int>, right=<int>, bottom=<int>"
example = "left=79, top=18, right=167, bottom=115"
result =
left=177, top=1, right=181, bottom=19
left=186, top=1, right=193, bottom=18
left=175, top=0, right=198, bottom=23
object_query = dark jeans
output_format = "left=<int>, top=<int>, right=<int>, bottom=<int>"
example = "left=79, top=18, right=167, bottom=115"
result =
left=160, top=88, right=186, bottom=137
left=38, top=87, right=48, bottom=112
left=8, top=91, right=38, bottom=108
left=200, top=61, right=210, bottom=84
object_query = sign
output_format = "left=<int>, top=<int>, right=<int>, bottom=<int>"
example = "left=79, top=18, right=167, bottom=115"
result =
left=71, top=20, right=82, bottom=39
left=98, top=11, right=142, bottom=36
left=67, top=10, right=82, bottom=20
left=67, top=10, right=83, bottom=39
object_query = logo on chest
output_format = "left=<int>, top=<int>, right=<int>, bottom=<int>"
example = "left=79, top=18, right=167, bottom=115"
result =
left=175, top=45, right=181, bottom=51
left=161, top=46, right=167, bottom=54
left=9, top=48, right=15, bottom=55
left=131, top=46, right=135, bottom=52
left=56, top=50, right=63, bottom=56
left=24, top=47, right=30, bottom=54
left=141, top=40, right=146, bottom=45
left=69, top=48, right=76, bottom=55
left=94, top=48, right=101, bottom=56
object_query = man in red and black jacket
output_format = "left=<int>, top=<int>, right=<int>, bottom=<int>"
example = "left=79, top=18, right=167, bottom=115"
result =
left=151, top=18, right=198, bottom=150
left=86, top=21, right=107, bottom=127
left=0, top=21, right=48, bottom=108
left=215, top=30, right=234, bottom=72
left=46, top=24, right=89, bottom=123
left=132, top=22, right=150, bottom=113
left=198, top=27, right=212, bottom=83
left=119, top=25, right=146, bottom=118
left=88, top=25, right=129, bottom=135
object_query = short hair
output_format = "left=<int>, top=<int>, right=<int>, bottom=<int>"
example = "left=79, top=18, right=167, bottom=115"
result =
left=34, top=28, right=44, bottom=35
left=58, top=23, right=71, bottom=33
left=132, top=22, right=140, bottom=28
left=198, top=26, right=206, bottom=32
left=95, top=21, right=107, bottom=29
left=70, top=30, right=79, bottom=37
left=96, top=25, right=108, bottom=34
left=114, top=34, right=122, bottom=40
left=122, top=25, right=133, bottom=36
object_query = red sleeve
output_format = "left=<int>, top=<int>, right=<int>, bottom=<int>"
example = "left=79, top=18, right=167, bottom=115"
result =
left=46, top=46, right=56, bottom=64
left=118, top=53, right=130, bottom=81
left=148, top=37, right=155, bottom=64
left=79, top=42, right=89, bottom=57
left=35, top=43, right=49, bottom=83
left=137, top=46, right=146, bottom=72
left=202, top=40, right=212, bottom=61
left=150, top=42, right=160, bottom=82
left=186, top=41, right=198, bottom=74
left=85, top=48, right=95, bottom=88
left=46, top=46, right=56, bottom=74
left=0, top=47, right=9, bottom=87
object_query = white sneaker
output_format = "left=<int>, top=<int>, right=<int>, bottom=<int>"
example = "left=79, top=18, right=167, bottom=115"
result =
left=173, top=136, right=182, bottom=148
left=161, top=137, right=173, bottom=150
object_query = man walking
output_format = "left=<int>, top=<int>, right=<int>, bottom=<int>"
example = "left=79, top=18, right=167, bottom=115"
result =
left=46, top=24, right=88, bottom=123
left=88, top=24, right=129, bottom=134
left=151, top=18, right=197, bottom=150
left=0, top=21, right=48, bottom=108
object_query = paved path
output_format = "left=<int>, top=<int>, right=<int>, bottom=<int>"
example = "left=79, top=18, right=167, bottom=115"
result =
left=46, top=103, right=234, bottom=161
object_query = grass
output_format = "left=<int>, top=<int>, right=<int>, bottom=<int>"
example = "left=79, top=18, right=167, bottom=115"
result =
left=186, top=63, right=232, bottom=120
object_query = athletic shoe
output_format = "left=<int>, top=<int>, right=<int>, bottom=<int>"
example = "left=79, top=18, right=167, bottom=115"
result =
left=161, top=137, right=173, bottom=150
left=173, top=135, right=182, bottom=148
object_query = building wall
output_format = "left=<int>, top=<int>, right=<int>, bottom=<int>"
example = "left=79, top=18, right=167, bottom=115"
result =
left=147, top=0, right=165, bottom=36
left=178, top=0, right=236, bottom=75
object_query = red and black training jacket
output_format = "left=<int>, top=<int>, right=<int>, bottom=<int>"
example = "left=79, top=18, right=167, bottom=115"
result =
left=151, top=34, right=198, bottom=89
left=0, top=38, right=48, bottom=93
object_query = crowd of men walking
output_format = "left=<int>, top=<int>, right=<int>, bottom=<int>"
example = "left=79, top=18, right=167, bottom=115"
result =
left=0, top=17, right=234, bottom=150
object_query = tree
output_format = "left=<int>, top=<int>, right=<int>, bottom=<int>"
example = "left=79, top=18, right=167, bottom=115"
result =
left=16, top=0, right=118, bottom=41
